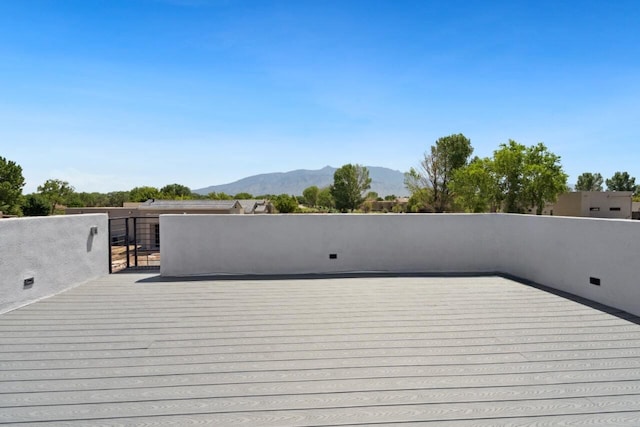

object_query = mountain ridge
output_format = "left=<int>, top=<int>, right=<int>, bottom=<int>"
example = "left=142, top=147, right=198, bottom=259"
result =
left=194, top=166, right=408, bottom=197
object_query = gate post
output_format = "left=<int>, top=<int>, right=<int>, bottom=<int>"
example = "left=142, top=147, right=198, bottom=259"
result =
left=134, top=217, right=139, bottom=267
left=108, top=219, right=113, bottom=274
left=125, top=218, right=130, bottom=269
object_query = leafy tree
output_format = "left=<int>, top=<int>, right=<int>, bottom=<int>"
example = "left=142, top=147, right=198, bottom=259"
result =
left=22, top=194, right=50, bottom=216
left=302, top=185, right=319, bottom=207
left=492, top=140, right=527, bottom=213
left=160, top=183, right=192, bottom=199
left=391, top=203, right=406, bottom=213
left=405, top=133, right=473, bottom=212
left=65, top=192, right=110, bottom=207
left=207, top=191, right=233, bottom=200
left=451, top=141, right=567, bottom=214
left=129, top=186, right=160, bottom=202
left=273, top=194, right=298, bottom=213
left=233, top=192, right=254, bottom=199
left=317, top=187, right=334, bottom=209
left=0, top=156, right=25, bottom=215
left=106, top=191, right=130, bottom=207
left=365, top=191, right=379, bottom=201
left=37, top=179, right=74, bottom=214
left=451, top=157, right=501, bottom=213
left=65, top=192, right=88, bottom=208
left=575, top=172, right=604, bottom=192
left=406, top=188, right=433, bottom=213
left=522, top=143, right=568, bottom=215
left=330, top=164, right=372, bottom=212
left=384, top=194, right=397, bottom=201
left=606, top=171, right=638, bottom=194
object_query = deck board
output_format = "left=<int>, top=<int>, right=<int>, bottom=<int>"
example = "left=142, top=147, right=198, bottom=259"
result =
left=1, top=274, right=640, bottom=426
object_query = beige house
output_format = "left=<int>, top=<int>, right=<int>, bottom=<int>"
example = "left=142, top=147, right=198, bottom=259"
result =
left=540, top=191, right=633, bottom=219
left=632, top=202, right=640, bottom=220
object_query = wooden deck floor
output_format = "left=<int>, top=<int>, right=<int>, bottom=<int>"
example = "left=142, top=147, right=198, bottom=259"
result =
left=2, top=274, right=640, bottom=426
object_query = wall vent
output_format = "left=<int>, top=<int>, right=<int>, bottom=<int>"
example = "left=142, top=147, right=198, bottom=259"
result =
left=590, top=277, right=601, bottom=286
left=329, top=253, right=338, bottom=259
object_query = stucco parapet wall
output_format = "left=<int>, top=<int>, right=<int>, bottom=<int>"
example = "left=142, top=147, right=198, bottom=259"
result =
left=0, top=214, right=109, bottom=313
left=160, top=213, right=502, bottom=277
left=160, top=213, right=640, bottom=317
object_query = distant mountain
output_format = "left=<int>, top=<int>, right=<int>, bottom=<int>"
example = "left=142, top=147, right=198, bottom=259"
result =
left=194, top=166, right=409, bottom=197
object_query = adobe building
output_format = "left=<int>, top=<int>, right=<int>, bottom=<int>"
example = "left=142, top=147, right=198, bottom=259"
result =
left=541, top=191, right=633, bottom=219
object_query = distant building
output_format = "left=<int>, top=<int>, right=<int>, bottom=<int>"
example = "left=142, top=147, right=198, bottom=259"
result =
left=237, top=199, right=275, bottom=214
left=362, top=198, right=409, bottom=213
left=632, top=202, right=640, bottom=220
left=537, top=191, right=633, bottom=219
left=66, top=199, right=273, bottom=252
left=65, top=199, right=264, bottom=217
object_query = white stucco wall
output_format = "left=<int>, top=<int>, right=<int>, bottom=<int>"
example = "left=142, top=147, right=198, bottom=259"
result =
left=161, top=213, right=640, bottom=316
left=497, top=214, right=640, bottom=316
left=161, top=214, right=500, bottom=276
left=0, top=214, right=108, bottom=313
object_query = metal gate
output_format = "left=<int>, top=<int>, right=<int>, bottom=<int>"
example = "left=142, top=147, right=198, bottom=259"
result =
left=108, top=216, right=160, bottom=273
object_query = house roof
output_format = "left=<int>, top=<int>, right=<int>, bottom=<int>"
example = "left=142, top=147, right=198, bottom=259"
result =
left=139, top=199, right=242, bottom=210
left=237, top=199, right=269, bottom=214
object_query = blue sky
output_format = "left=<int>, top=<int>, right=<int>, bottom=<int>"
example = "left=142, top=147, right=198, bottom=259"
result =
left=1, top=0, right=639, bottom=193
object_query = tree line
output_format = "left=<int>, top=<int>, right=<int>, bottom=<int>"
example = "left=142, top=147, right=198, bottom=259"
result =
left=2, top=143, right=638, bottom=216
left=403, top=134, right=638, bottom=214
left=0, top=160, right=302, bottom=216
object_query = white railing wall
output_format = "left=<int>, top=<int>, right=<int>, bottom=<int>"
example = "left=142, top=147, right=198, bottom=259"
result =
left=0, top=214, right=108, bottom=313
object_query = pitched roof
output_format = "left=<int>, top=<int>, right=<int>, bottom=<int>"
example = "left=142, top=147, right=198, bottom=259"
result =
left=237, top=199, right=270, bottom=214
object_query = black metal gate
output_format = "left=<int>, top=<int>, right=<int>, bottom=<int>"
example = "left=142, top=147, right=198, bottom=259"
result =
left=108, top=216, right=160, bottom=273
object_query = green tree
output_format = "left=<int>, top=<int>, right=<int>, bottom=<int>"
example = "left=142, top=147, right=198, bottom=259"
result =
left=405, top=133, right=473, bottom=212
left=106, top=191, right=130, bottom=207
left=302, top=185, right=319, bottom=207
left=451, top=157, right=500, bottom=213
left=0, top=156, right=25, bottom=215
left=37, top=179, right=74, bottom=214
left=207, top=191, right=233, bottom=200
left=492, top=140, right=527, bottom=213
left=384, top=194, right=397, bottom=201
left=330, top=164, right=372, bottom=212
left=406, top=188, right=433, bottom=213
left=160, top=183, right=192, bottom=199
left=575, top=172, right=604, bottom=192
left=233, top=192, right=254, bottom=199
left=451, top=141, right=567, bottom=214
left=129, top=186, right=160, bottom=202
left=66, top=191, right=110, bottom=207
left=273, top=194, right=298, bottom=213
left=365, top=191, right=379, bottom=201
left=522, top=143, right=568, bottom=215
left=606, top=171, right=637, bottom=193
left=22, top=194, right=50, bottom=216
left=317, top=187, right=334, bottom=209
